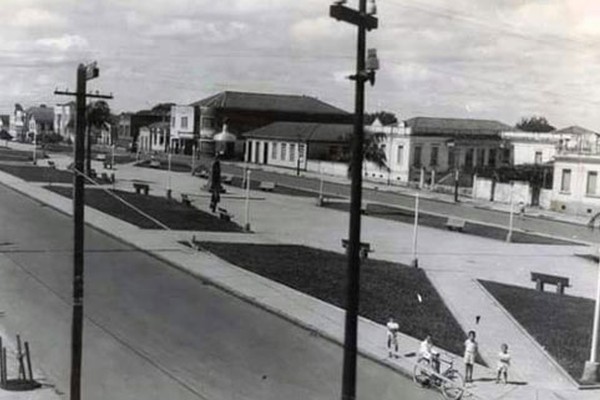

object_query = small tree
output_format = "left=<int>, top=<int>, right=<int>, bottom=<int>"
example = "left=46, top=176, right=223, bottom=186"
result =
left=86, top=100, right=111, bottom=173
left=516, top=116, right=555, bottom=132
left=366, top=111, right=398, bottom=126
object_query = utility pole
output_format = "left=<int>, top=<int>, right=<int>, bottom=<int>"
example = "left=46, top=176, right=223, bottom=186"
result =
left=330, top=1, right=378, bottom=399
left=55, top=62, right=112, bottom=400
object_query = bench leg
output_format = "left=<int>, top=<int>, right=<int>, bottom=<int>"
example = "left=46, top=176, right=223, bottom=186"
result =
left=536, top=279, right=543, bottom=292
left=557, top=282, right=564, bottom=295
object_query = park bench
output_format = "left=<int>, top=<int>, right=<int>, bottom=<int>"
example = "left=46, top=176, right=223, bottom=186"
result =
left=181, top=193, right=192, bottom=206
left=96, top=154, right=106, bottom=161
left=531, top=272, right=570, bottom=295
left=259, top=181, right=276, bottom=192
left=222, top=174, right=234, bottom=185
left=101, top=172, right=109, bottom=182
left=218, top=207, right=232, bottom=222
left=133, top=182, right=150, bottom=195
left=149, top=160, right=161, bottom=168
left=341, top=239, right=373, bottom=259
left=47, top=161, right=56, bottom=169
left=89, top=169, right=97, bottom=179
left=103, top=160, right=113, bottom=170
left=445, top=217, right=466, bottom=232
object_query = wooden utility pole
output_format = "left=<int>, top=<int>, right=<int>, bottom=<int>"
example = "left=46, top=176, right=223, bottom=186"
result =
left=55, top=62, right=112, bottom=400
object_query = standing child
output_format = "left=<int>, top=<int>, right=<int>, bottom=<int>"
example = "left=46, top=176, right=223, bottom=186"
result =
left=386, top=317, right=400, bottom=358
left=464, top=330, right=478, bottom=383
left=496, top=343, right=511, bottom=384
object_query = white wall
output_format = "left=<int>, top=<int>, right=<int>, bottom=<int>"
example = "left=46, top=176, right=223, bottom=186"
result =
left=472, top=176, right=531, bottom=205
left=170, top=105, right=194, bottom=140
left=306, top=160, right=348, bottom=176
left=512, top=141, right=556, bottom=165
left=551, top=157, right=600, bottom=214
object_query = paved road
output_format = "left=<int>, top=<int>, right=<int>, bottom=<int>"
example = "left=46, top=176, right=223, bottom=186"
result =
left=0, top=183, right=437, bottom=400
left=221, top=164, right=600, bottom=244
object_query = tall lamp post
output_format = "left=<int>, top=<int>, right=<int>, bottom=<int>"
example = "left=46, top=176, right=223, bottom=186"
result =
left=582, top=249, right=600, bottom=383
left=330, top=1, right=378, bottom=399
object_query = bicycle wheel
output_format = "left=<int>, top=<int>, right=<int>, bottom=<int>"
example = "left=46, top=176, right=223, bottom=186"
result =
left=412, top=358, right=431, bottom=387
left=441, top=369, right=465, bottom=400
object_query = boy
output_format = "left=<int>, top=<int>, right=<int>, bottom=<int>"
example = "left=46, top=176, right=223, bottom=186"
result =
left=386, top=317, right=400, bottom=358
left=419, top=335, right=440, bottom=373
left=464, top=330, right=478, bottom=383
left=496, top=343, right=510, bottom=384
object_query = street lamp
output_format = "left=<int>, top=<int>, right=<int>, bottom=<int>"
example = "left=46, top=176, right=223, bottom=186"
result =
left=582, top=251, right=600, bottom=383
left=330, top=1, right=378, bottom=399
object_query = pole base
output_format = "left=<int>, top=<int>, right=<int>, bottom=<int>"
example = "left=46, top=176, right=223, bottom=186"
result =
left=166, top=189, right=172, bottom=200
left=411, top=258, right=419, bottom=268
left=581, top=361, right=600, bottom=384
left=316, top=196, right=324, bottom=207
left=506, top=233, right=512, bottom=243
left=244, top=223, right=251, bottom=232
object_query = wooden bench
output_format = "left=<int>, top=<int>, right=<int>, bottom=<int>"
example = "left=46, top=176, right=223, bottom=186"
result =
left=101, top=172, right=110, bottom=183
left=259, top=181, right=276, bottom=192
left=47, top=161, right=56, bottom=169
left=531, top=272, right=570, bottom=294
left=181, top=193, right=192, bottom=206
left=446, top=217, right=466, bottom=232
left=96, top=154, right=107, bottom=161
left=222, top=174, right=234, bottom=185
left=341, top=239, right=373, bottom=259
left=218, top=207, right=232, bottom=222
left=149, top=160, right=161, bottom=168
left=133, top=182, right=150, bottom=195
left=103, top=160, right=113, bottom=170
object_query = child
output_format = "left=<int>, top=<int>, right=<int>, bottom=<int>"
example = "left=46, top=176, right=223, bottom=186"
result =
left=464, top=330, right=478, bottom=383
left=386, top=317, right=400, bottom=358
left=496, top=343, right=511, bottom=384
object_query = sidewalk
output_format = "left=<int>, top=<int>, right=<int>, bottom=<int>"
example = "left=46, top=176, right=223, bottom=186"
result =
left=1, top=145, right=599, bottom=399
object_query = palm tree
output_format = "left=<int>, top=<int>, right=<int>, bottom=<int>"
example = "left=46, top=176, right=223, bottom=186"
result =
left=86, top=101, right=111, bottom=174
left=347, top=131, right=389, bottom=178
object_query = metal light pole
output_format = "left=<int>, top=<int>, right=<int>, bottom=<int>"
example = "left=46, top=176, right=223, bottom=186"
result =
left=167, top=152, right=172, bottom=199
left=55, top=61, right=111, bottom=400
left=32, top=128, right=37, bottom=165
left=111, top=143, right=115, bottom=169
left=582, top=252, right=600, bottom=383
left=330, top=2, right=378, bottom=399
left=244, top=169, right=251, bottom=232
left=411, top=193, right=419, bottom=268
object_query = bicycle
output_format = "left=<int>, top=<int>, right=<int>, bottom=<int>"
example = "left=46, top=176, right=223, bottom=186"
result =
left=413, top=354, right=465, bottom=400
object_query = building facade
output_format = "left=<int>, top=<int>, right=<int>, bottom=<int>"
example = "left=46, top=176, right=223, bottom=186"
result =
left=54, top=102, right=75, bottom=142
left=169, top=105, right=195, bottom=154
left=25, top=105, right=54, bottom=141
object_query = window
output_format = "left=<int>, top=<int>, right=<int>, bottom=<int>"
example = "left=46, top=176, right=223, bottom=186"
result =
left=430, top=146, right=439, bottom=166
left=298, top=143, right=305, bottom=160
left=488, top=149, right=497, bottom=167
left=465, top=148, right=474, bottom=167
left=477, top=148, right=485, bottom=167
left=201, top=117, right=214, bottom=129
left=534, top=151, right=542, bottom=164
left=448, top=147, right=455, bottom=168
left=396, top=145, right=404, bottom=165
left=271, top=142, right=278, bottom=160
left=290, top=143, right=296, bottom=162
left=413, top=146, right=422, bottom=167
left=501, top=148, right=511, bottom=164
left=587, top=171, right=598, bottom=195
left=181, top=116, right=188, bottom=129
left=281, top=143, right=287, bottom=160
left=561, top=169, right=572, bottom=192
left=171, top=117, right=175, bottom=128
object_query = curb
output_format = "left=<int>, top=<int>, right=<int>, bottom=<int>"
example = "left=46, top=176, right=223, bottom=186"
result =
left=474, top=279, right=598, bottom=390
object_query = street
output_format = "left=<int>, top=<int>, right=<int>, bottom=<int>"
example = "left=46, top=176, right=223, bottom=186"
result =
left=0, top=183, right=437, bottom=400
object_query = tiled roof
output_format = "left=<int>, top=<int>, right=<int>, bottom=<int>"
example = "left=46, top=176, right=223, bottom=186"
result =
left=553, top=125, right=598, bottom=136
left=190, top=91, right=349, bottom=115
left=242, top=121, right=353, bottom=142
left=405, top=117, right=512, bottom=136
left=26, top=106, right=54, bottom=124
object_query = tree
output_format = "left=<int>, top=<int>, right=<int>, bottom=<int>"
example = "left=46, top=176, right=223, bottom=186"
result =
left=516, top=116, right=555, bottom=132
left=86, top=100, right=111, bottom=174
left=347, top=132, right=389, bottom=177
left=365, top=111, right=398, bottom=126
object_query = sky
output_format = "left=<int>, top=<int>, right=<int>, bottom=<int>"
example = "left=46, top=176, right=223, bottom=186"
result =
left=2, top=0, right=600, bottom=130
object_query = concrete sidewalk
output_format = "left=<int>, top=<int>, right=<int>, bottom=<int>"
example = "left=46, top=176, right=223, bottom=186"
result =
left=1, top=146, right=599, bottom=399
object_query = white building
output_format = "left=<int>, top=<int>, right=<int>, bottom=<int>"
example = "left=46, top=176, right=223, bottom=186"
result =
left=54, top=102, right=75, bottom=142
left=139, top=122, right=169, bottom=153
left=169, top=105, right=196, bottom=154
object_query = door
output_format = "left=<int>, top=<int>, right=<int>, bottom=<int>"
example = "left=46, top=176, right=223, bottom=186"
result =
left=263, top=142, right=269, bottom=165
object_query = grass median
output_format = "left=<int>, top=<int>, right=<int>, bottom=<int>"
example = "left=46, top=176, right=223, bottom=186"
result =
left=480, top=279, right=594, bottom=382
left=198, top=241, right=471, bottom=358
left=45, top=186, right=244, bottom=232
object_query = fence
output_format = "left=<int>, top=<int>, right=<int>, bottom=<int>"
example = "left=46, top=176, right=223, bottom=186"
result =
left=473, top=176, right=532, bottom=205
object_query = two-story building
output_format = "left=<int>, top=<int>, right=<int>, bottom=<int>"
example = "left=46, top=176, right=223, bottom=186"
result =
left=117, top=111, right=167, bottom=151
left=169, top=105, right=195, bottom=154
left=9, top=104, right=26, bottom=142
left=25, top=105, right=54, bottom=141
left=54, top=101, right=75, bottom=142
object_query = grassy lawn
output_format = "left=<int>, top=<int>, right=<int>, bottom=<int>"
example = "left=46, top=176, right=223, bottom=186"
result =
left=45, top=186, right=244, bottom=232
left=0, top=147, right=38, bottom=162
left=198, top=242, right=471, bottom=358
left=480, top=280, right=594, bottom=382
left=0, top=164, right=73, bottom=183
left=324, top=202, right=576, bottom=245
left=135, top=160, right=192, bottom=172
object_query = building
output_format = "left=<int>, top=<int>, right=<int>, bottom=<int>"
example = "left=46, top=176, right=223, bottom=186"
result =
left=9, top=104, right=26, bottom=141
left=117, top=111, right=167, bottom=151
left=189, top=90, right=351, bottom=157
left=169, top=105, right=195, bottom=154
left=550, top=127, right=600, bottom=215
left=243, top=122, right=353, bottom=169
left=25, top=105, right=54, bottom=141
left=138, top=121, right=169, bottom=153
left=54, top=102, right=75, bottom=142
left=502, top=126, right=598, bottom=165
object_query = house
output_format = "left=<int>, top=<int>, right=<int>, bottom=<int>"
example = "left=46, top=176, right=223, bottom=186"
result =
left=169, top=105, right=195, bottom=154
left=243, top=122, right=353, bottom=170
left=550, top=127, right=600, bottom=216
left=25, top=105, right=54, bottom=141
left=502, top=126, right=598, bottom=165
left=9, top=104, right=26, bottom=142
left=367, top=116, right=513, bottom=184
left=117, top=111, right=167, bottom=151
left=188, top=90, right=351, bottom=157
left=54, top=102, right=75, bottom=142
left=138, top=121, right=169, bottom=153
